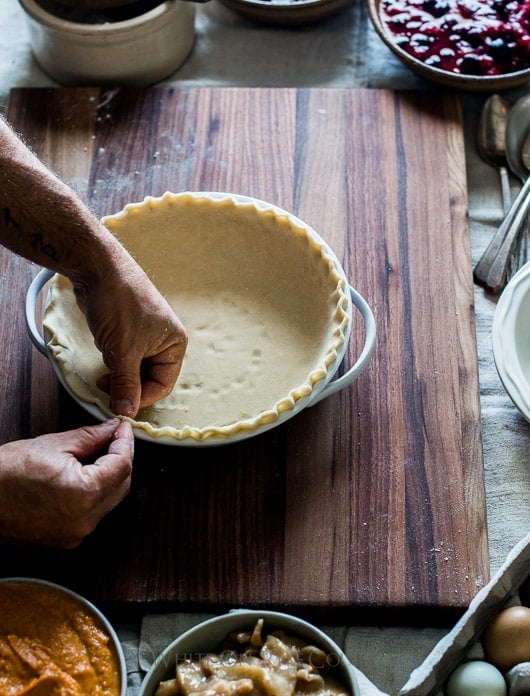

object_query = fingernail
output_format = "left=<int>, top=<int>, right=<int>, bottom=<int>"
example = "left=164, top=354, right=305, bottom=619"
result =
left=111, top=400, right=135, bottom=418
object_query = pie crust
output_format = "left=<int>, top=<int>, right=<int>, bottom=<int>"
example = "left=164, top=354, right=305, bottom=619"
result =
left=43, top=192, right=351, bottom=442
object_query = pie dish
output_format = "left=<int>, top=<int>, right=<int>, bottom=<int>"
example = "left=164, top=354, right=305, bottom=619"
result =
left=27, top=192, right=375, bottom=446
left=492, top=260, right=530, bottom=422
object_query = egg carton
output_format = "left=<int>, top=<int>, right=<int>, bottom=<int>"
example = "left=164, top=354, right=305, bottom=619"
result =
left=398, top=532, right=530, bottom=696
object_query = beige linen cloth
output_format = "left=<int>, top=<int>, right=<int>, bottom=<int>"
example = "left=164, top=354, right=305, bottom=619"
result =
left=2, top=0, right=530, bottom=694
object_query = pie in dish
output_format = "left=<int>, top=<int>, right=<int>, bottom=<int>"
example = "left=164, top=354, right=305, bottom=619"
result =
left=43, top=192, right=351, bottom=443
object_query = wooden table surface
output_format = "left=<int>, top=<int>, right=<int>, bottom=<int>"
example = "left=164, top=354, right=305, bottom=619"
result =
left=0, top=86, right=488, bottom=624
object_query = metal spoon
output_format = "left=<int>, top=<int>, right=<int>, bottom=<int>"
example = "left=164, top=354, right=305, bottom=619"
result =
left=473, top=95, right=514, bottom=289
left=477, top=94, right=512, bottom=215
left=513, top=131, right=530, bottom=270
left=506, top=97, right=530, bottom=181
left=474, top=95, right=530, bottom=294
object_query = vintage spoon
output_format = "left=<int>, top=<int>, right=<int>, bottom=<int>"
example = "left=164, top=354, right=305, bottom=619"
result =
left=477, top=94, right=512, bottom=215
left=506, top=98, right=530, bottom=181
left=474, top=95, right=530, bottom=294
left=512, top=131, right=530, bottom=270
left=473, top=95, right=514, bottom=289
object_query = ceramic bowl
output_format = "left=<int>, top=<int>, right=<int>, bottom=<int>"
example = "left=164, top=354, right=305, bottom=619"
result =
left=18, top=0, right=196, bottom=85
left=0, top=577, right=126, bottom=696
left=139, top=609, right=361, bottom=696
left=367, top=0, right=530, bottom=91
left=50, top=0, right=140, bottom=8
left=492, top=261, right=530, bottom=422
left=26, top=192, right=376, bottom=447
left=218, top=0, right=351, bottom=26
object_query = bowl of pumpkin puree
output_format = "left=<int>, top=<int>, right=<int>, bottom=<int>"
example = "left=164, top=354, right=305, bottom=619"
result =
left=0, top=577, right=126, bottom=695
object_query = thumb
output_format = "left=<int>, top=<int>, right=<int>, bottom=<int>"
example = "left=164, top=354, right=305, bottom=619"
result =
left=98, top=366, right=142, bottom=418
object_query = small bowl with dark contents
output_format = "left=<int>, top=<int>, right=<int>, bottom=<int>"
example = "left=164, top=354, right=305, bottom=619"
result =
left=367, top=0, right=530, bottom=90
left=18, top=0, right=197, bottom=85
left=217, top=0, right=352, bottom=26
left=139, top=610, right=361, bottom=696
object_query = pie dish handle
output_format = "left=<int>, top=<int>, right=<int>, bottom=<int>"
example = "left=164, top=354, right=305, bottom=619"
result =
left=308, top=285, right=376, bottom=407
left=25, top=268, right=54, bottom=356
left=25, top=271, right=376, bottom=406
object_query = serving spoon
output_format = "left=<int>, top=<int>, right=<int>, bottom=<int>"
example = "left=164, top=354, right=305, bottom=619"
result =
left=477, top=94, right=511, bottom=215
left=474, top=95, right=530, bottom=294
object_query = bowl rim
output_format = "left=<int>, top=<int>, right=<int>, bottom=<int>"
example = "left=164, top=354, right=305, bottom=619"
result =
left=492, top=261, right=530, bottom=422
left=139, top=608, right=361, bottom=696
left=0, top=576, right=127, bottom=696
left=366, top=0, right=530, bottom=90
left=19, top=0, right=177, bottom=33
left=219, top=0, right=345, bottom=10
left=217, top=0, right=352, bottom=25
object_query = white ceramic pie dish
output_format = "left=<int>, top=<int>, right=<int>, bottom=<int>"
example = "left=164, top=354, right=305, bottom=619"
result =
left=492, top=260, right=530, bottom=422
left=26, top=192, right=376, bottom=446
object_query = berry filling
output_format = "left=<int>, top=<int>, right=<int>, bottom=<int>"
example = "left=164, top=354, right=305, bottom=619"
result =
left=379, top=0, right=530, bottom=76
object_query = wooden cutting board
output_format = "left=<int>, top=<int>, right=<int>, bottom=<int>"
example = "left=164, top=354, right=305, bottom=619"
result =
left=1, top=87, right=488, bottom=624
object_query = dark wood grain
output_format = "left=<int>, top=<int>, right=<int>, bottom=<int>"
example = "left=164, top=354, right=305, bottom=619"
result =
left=1, top=87, right=488, bottom=624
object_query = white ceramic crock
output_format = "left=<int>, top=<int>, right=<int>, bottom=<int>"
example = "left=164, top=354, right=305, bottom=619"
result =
left=18, top=0, right=196, bottom=85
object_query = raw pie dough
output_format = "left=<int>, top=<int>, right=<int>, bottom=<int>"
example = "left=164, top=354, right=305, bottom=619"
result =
left=43, top=193, right=351, bottom=442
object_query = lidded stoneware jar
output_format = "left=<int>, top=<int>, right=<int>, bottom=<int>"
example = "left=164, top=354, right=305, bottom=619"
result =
left=18, top=0, right=196, bottom=85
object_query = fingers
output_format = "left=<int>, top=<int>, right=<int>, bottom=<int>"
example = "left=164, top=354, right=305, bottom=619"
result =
left=76, top=419, right=134, bottom=489
left=137, top=338, right=187, bottom=408
left=97, top=334, right=188, bottom=418
left=0, top=420, right=135, bottom=549
left=97, top=369, right=142, bottom=418
left=67, top=420, right=134, bottom=542
left=59, top=417, right=125, bottom=458
left=107, top=419, right=135, bottom=457
left=54, top=418, right=133, bottom=496
left=79, top=263, right=189, bottom=418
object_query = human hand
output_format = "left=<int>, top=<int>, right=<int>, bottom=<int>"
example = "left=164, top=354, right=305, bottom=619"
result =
left=0, top=118, right=186, bottom=418
left=0, top=419, right=133, bottom=548
left=74, top=257, right=187, bottom=418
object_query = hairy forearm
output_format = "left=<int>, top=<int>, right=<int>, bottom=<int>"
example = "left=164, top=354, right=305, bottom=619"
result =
left=0, top=118, right=122, bottom=287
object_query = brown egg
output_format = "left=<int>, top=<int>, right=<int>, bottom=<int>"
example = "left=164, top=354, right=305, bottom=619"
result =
left=483, top=605, right=530, bottom=671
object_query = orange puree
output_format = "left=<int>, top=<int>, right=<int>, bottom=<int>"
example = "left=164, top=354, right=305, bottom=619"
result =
left=0, top=582, right=121, bottom=696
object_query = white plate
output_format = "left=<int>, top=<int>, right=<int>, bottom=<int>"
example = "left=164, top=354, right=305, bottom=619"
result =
left=493, top=261, right=530, bottom=421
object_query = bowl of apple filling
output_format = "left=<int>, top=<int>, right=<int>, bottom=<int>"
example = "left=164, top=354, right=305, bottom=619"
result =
left=139, top=610, right=360, bottom=696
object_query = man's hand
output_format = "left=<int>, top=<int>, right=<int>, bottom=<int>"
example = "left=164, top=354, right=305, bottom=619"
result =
left=73, top=260, right=188, bottom=418
left=0, top=117, right=187, bottom=419
left=0, top=419, right=134, bottom=548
